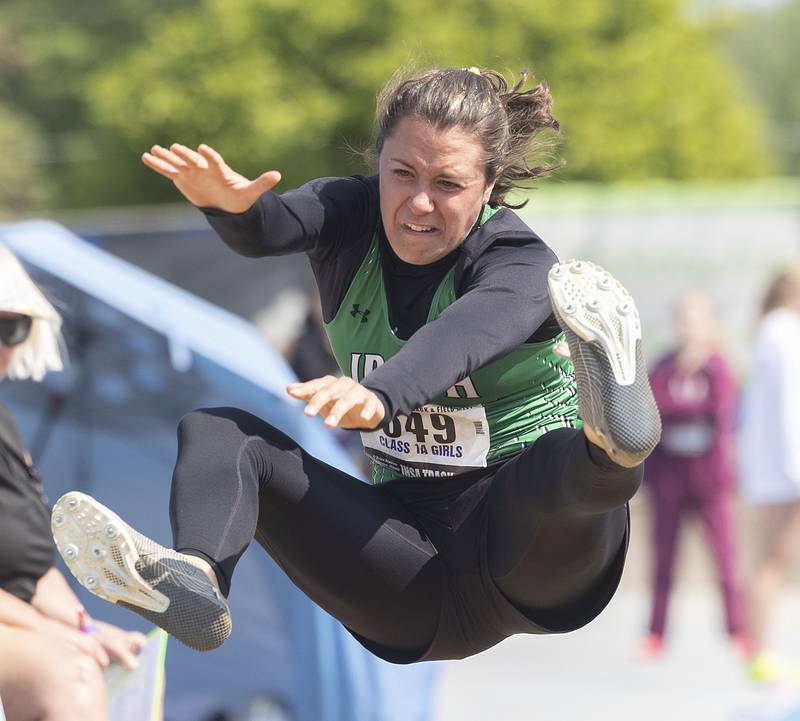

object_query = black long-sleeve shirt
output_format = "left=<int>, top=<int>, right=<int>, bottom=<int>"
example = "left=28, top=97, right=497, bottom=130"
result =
left=202, top=175, right=561, bottom=421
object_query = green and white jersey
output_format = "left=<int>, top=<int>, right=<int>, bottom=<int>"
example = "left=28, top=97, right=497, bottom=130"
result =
left=324, top=211, right=580, bottom=484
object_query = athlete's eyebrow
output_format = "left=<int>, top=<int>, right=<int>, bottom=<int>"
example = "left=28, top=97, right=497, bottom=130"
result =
left=388, top=157, right=466, bottom=179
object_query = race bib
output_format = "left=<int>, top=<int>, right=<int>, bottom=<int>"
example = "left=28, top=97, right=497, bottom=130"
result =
left=361, top=404, right=490, bottom=478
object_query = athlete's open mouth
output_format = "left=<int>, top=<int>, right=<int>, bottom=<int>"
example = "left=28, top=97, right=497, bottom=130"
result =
left=402, top=223, right=438, bottom=234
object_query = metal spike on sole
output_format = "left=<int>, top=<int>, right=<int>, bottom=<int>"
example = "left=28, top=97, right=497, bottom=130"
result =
left=51, top=491, right=170, bottom=612
left=548, top=259, right=639, bottom=386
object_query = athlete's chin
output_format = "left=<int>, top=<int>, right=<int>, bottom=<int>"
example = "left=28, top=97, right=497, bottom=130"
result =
left=399, top=245, right=450, bottom=265
left=388, top=232, right=459, bottom=265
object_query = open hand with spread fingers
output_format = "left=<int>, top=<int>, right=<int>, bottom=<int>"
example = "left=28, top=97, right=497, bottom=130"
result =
left=142, top=143, right=281, bottom=213
left=287, top=375, right=386, bottom=431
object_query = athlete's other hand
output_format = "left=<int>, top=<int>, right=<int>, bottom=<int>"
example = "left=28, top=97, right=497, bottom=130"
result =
left=142, top=143, right=281, bottom=213
left=287, top=375, right=386, bottom=430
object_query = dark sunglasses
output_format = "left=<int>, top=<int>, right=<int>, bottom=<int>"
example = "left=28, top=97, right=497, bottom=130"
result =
left=0, top=315, right=33, bottom=347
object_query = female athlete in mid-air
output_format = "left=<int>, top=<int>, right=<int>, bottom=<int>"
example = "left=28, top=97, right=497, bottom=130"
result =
left=52, top=66, right=661, bottom=663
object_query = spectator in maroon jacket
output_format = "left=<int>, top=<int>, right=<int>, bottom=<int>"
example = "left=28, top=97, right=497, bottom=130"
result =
left=638, top=292, right=749, bottom=660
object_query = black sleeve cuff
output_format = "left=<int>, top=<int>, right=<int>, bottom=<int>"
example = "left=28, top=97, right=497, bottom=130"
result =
left=360, top=383, right=396, bottom=431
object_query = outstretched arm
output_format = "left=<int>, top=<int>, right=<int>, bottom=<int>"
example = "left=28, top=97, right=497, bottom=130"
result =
left=145, top=145, right=376, bottom=262
left=142, top=143, right=281, bottom=213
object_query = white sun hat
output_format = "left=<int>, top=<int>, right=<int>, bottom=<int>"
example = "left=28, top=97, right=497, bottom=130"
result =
left=0, top=243, right=64, bottom=381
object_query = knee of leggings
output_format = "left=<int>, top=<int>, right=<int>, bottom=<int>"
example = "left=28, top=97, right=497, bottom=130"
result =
left=178, top=407, right=285, bottom=446
left=177, top=407, right=234, bottom=439
left=174, top=408, right=275, bottom=495
left=578, top=468, right=642, bottom=513
left=621, top=467, right=644, bottom=503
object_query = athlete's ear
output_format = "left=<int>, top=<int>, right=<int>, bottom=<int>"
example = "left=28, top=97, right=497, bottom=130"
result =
left=482, top=178, right=497, bottom=205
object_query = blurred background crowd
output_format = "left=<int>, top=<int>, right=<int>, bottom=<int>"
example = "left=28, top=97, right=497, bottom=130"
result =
left=1, top=0, right=800, bottom=719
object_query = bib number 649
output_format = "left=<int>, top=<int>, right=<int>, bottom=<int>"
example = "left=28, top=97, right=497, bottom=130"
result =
left=384, top=411, right=456, bottom=444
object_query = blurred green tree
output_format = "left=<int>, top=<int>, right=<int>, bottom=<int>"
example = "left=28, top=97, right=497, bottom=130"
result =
left=0, top=0, right=195, bottom=208
left=720, top=0, right=800, bottom=175
left=1, top=0, right=774, bottom=208
left=0, top=104, right=51, bottom=211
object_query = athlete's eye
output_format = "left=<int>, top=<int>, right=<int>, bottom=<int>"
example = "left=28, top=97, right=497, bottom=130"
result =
left=438, top=180, right=462, bottom=191
left=393, top=168, right=413, bottom=178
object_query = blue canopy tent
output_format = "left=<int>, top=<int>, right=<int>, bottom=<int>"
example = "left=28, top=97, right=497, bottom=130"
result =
left=0, top=221, right=437, bottom=721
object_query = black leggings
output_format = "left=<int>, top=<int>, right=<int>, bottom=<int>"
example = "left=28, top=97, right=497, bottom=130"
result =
left=169, top=408, right=640, bottom=659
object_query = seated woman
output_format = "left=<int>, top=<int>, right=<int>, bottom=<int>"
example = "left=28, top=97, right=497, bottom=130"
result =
left=0, top=244, right=145, bottom=721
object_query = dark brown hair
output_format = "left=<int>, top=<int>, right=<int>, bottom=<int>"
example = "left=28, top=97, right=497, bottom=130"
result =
left=373, top=66, right=562, bottom=208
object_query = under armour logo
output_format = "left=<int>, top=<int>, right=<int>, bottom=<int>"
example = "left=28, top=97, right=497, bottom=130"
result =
left=350, top=304, right=370, bottom=323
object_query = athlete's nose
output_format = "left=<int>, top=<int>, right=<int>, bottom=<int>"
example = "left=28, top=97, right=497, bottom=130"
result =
left=408, top=190, right=434, bottom=215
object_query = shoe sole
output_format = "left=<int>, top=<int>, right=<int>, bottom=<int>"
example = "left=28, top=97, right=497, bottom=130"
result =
left=547, top=259, right=639, bottom=386
left=51, top=491, right=171, bottom=612
left=52, top=491, right=232, bottom=651
left=548, top=259, right=661, bottom=467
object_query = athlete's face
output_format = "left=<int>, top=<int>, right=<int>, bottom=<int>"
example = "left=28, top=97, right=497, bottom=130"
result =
left=379, top=117, right=495, bottom=265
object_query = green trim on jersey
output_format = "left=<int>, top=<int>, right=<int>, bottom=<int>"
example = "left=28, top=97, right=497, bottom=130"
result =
left=323, top=207, right=580, bottom=484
